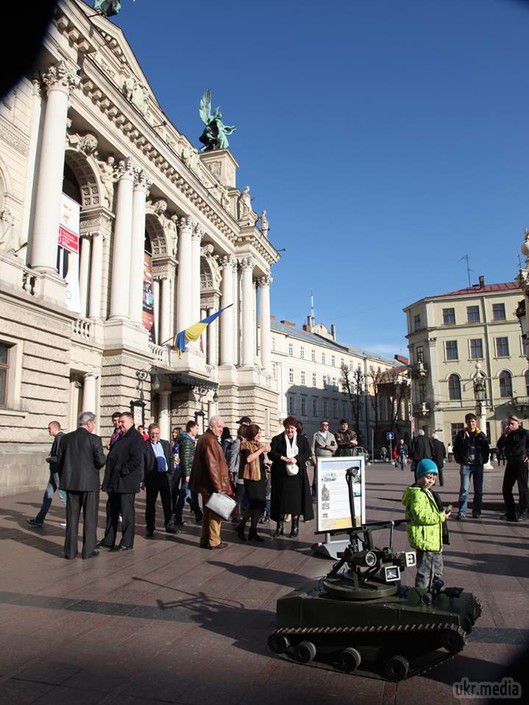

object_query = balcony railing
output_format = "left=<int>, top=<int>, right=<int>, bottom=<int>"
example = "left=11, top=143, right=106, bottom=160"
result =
left=71, top=317, right=94, bottom=340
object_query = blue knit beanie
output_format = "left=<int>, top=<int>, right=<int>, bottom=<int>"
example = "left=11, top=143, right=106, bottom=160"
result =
left=416, top=458, right=438, bottom=479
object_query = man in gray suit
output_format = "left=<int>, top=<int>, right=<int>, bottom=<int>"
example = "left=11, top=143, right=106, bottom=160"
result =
left=58, top=411, right=106, bottom=560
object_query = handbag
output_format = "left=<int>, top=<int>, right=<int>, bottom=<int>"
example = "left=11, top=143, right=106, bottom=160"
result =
left=286, top=462, right=299, bottom=476
left=205, top=492, right=236, bottom=521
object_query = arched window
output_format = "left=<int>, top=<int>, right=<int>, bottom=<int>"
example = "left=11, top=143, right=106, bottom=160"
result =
left=62, top=163, right=82, bottom=204
left=448, top=374, right=461, bottom=401
left=499, top=371, right=513, bottom=398
left=525, top=370, right=529, bottom=396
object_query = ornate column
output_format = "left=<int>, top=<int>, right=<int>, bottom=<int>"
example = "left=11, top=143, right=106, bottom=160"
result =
left=232, top=258, right=239, bottom=365
left=158, top=391, right=171, bottom=440
left=220, top=255, right=235, bottom=365
left=153, top=278, right=160, bottom=344
left=176, top=216, right=193, bottom=332
left=78, top=235, right=91, bottom=317
left=191, top=224, right=203, bottom=324
left=207, top=305, right=219, bottom=367
left=259, top=273, right=273, bottom=371
left=160, top=277, right=171, bottom=345
left=31, top=61, right=79, bottom=272
left=130, top=169, right=151, bottom=325
left=82, top=373, right=98, bottom=414
left=240, top=256, right=255, bottom=367
left=88, top=233, right=104, bottom=319
left=109, top=158, right=134, bottom=319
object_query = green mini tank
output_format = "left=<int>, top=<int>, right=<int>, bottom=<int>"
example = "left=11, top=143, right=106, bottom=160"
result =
left=268, top=469, right=482, bottom=681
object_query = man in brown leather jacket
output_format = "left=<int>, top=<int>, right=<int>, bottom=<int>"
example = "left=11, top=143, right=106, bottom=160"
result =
left=190, top=415, right=233, bottom=549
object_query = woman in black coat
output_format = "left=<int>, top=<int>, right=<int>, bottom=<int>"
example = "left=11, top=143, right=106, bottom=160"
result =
left=269, top=415, right=314, bottom=537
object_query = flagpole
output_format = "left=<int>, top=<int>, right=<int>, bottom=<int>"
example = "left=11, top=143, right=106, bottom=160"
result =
left=159, top=303, right=233, bottom=348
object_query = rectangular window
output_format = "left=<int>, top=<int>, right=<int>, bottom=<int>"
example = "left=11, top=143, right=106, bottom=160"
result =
left=288, top=343, right=293, bottom=357
left=289, top=368, right=294, bottom=384
left=0, top=343, right=8, bottom=407
left=523, top=335, right=529, bottom=357
left=331, top=356, right=336, bottom=367
left=416, top=346, right=424, bottom=363
left=312, top=372, right=317, bottom=386
left=451, top=423, right=464, bottom=442
left=301, top=397, right=306, bottom=416
left=288, top=395, right=295, bottom=414
left=445, top=340, right=458, bottom=361
left=300, top=347, right=304, bottom=359
left=312, top=397, right=318, bottom=416
left=470, top=338, right=483, bottom=359
left=341, top=357, right=345, bottom=367
left=414, top=314, right=421, bottom=331
left=467, top=305, right=480, bottom=323
left=492, top=303, right=506, bottom=321
left=322, top=353, right=326, bottom=365
left=300, top=371, right=306, bottom=385
left=496, top=336, right=509, bottom=358
left=311, top=349, right=316, bottom=362
left=442, top=307, right=456, bottom=325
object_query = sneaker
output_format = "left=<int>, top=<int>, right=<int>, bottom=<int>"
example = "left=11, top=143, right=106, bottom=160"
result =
left=60, top=522, right=67, bottom=528
left=471, top=513, right=481, bottom=519
left=27, top=519, right=43, bottom=528
left=456, top=514, right=466, bottom=520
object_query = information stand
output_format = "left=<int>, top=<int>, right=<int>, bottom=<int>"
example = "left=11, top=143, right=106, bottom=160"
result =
left=312, top=456, right=366, bottom=559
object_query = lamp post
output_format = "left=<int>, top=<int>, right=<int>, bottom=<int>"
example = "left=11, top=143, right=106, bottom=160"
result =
left=130, top=369, right=148, bottom=427
left=471, top=363, right=493, bottom=470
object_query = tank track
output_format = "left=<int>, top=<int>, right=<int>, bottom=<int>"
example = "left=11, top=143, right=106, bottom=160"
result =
left=269, top=621, right=467, bottom=680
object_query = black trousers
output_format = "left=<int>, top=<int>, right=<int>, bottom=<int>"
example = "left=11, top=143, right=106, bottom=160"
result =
left=502, top=458, right=529, bottom=518
left=102, top=492, right=136, bottom=548
left=145, top=472, right=173, bottom=530
left=65, top=491, right=99, bottom=559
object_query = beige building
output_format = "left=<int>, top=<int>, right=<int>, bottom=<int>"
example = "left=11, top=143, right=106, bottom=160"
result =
left=269, top=314, right=407, bottom=448
left=0, top=0, right=280, bottom=495
left=404, top=277, right=527, bottom=445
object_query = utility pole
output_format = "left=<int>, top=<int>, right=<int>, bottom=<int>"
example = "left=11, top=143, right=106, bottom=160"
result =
left=459, top=254, right=472, bottom=287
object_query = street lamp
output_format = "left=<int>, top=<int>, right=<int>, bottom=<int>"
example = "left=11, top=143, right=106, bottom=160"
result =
left=471, top=363, right=493, bottom=470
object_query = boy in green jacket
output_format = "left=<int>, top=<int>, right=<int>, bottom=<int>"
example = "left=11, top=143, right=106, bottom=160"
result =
left=402, top=458, right=451, bottom=589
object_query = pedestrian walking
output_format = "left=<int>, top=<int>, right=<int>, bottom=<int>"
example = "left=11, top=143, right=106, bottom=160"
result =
left=270, top=416, right=314, bottom=538
left=431, top=434, right=447, bottom=487
left=58, top=412, right=106, bottom=560
left=447, top=442, right=454, bottom=464
left=27, top=420, right=66, bottom=528
left=402, top=458, right=451, bottom=589
left=190, top=415, right=234, bottom=550
left=170, top=426, right=181, bottom=513
left=396, top=439, right=408, bottom=471
left=143, top=423, right=177, bottom=537
left=107, top=411, right=121, bottom=449
left=228, top=416, right=251, bottom=522
left=236, top=423, right=270, bottom=542
left=453, top=413, right=489, bottom=520
left=497, top=415, right=529, bottom=523
left=99, top=412, right=144, bottom=551
left=335, top=419, right=357, bottom=457
left=173, top=420, right=202, bottom=525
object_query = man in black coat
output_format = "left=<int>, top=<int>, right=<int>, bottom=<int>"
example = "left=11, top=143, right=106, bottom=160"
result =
left=143, top=423, right=177, bottom=537
left=100, top=412, right=144, bottom=551
left=431, top=434, right=447, bottom=487
left=58, top=412, right=106, bottom=559
left=497, top=415, right=529, bottom=522
left=28, top=420, right=66, bottom=528
left=410, top=430, right=434, bottom=481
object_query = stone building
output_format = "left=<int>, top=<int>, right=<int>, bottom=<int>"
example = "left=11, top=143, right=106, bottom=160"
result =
left=269, top=314, right=407, bottom=448
left=0, top=0, right=279, bottom=494
left=404, top=278, right=527, bottom=445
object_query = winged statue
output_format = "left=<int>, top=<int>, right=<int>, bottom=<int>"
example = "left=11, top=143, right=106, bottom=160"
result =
left=199, top=90, right=236, bottom=152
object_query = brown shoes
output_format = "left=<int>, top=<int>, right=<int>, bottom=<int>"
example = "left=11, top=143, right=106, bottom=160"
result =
left=200, top=541, right=229, bottom=550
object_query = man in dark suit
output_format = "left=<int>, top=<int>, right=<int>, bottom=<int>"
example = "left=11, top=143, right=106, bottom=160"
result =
left=431, top=434, right=447, bottom=487
left=100, top=412, right=144, bottom=551
left=58, top=412, right=106, bottom=559
left=143, top=423, right=177, bottom=537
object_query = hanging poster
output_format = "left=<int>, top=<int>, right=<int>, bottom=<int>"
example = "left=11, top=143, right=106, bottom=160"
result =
left=143, top=252, right=155, bottom=341
left=58, top=193, right=81, bottom=313
left=316, top=456, right=366, bottom=533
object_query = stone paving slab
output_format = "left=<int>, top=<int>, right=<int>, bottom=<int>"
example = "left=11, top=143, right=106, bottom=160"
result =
left=0, top=462, right=528, bottom=704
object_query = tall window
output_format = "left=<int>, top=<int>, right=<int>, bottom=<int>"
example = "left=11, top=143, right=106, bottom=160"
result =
left=448, top=374, right=461, bottom=400
left=312, top=397, right=318, bottom=416
left=300, top=347, right=304, bottom=359
left=467, top=305, right=480, bottom=323
left=451, top=423, right=464, bottom=442
left=0, top=343, right=8, bottom=407
left=311, top=349, right=316, bottom=362
left=495, top=337, right=509, bottom=358
left=301, top=397, right=307, bottom=416
left=414, top=314, right=422, bottom=331
left=331, top=356, right=336, bottom=367
left=288, top=395, right=295, bottom=414
left=300, top=371, right=306, bottom=385
left=499, top=370, right=513, bottom=398
left=289, top=368, right=294, bottom=384
left=492, top=303, right=506, bottom=320
left=322, top=353, right=326, bottom=365
left=443, top=308, right=456, bottom=325
left=312, top=372, right=317, bottom=386
left=416, top=346, right=424, bottom=362
left=288, top=343, right=293, bottom=357
left=470, top=339, right=483, bottom=359
left=525, top=370, right=529, bottom=396
left=446, top=340, right=458, bottom=361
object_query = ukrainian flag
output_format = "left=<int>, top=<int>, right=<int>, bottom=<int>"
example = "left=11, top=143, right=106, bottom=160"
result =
left=175, top=305, right=232, bottom=356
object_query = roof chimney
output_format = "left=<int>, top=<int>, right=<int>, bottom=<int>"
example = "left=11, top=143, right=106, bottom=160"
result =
left=479, top=275, right=485, bottom=288
left=330, top=324, right=336, bottom=341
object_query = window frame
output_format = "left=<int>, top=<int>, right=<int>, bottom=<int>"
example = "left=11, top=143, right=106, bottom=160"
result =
left=492, top=303, right=506, bottom=321
left=445, top=340, right=458, bottom=361
left=469, top=338, right=484, bottom=360
left=495, top=336, right=510, bottom=358
left=499, top=370, right=513, bottom=398
left=442, top=307, right=456, bottom=326
left=467, top=305, right=480, bottom=323
left=448, top=373, right=462, bottom=401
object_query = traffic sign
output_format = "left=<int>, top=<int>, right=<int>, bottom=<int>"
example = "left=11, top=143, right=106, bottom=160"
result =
left=386, top=432, right=394, bottom=440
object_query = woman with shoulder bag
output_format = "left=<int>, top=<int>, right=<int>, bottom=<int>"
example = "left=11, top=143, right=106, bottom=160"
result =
left=269, top=416, right=314, bottom=538
left=236, top=424, right=270, bottom=542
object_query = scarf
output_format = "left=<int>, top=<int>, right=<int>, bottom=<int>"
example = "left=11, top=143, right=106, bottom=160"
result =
left=464, top=426, right=482, bottom=436
left=285, top=431, right=299, bottom=459
left=240, top=439, right=261, bottom=481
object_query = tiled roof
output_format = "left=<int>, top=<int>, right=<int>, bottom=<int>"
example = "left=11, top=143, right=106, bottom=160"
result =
left=435, top=282, right=519, bottom=298
left=270, top=320, right=396, bottom=366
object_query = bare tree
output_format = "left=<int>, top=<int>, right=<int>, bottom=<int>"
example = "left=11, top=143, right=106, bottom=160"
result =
left=340, top=363, right=363, bottom=441
left=366, top=365, right=385, bottom=447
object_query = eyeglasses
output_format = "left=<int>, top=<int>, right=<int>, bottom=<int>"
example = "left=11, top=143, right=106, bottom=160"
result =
left=150, top=433, right=160, bottom=437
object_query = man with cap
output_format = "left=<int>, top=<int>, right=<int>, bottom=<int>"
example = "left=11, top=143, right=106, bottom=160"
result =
left=228, top=416, right=252, bottom=521
left=402, top=458, right=451, bottom=589
left=453, top=413, right=489, bottom=520
left=497, top=415, right=529, bottom=522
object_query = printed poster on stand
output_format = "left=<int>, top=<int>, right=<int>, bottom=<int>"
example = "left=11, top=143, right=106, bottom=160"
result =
left=316, top=456, right=366, bottom=533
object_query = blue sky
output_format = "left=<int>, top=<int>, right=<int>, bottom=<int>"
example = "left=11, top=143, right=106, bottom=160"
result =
left=111, top=0, right=529, bottom=357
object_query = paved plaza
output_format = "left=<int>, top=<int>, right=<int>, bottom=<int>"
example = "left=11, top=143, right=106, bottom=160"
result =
left=0, top=462, right=528, bottom=705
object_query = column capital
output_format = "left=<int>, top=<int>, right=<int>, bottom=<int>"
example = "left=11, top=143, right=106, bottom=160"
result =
left=258, top=273, right=273, bottom=287
left=219, top=254, right=234, bottom=269
left=133, top=167, right=152, bottom=193
left=239, top=255, right=255, bottom=271
left=116, top=157, right=135, bottom=181
left=42, top=60, right=79, bottom=95
left=178, top=214, right=194, bottom=234
left=83, top=371, right=99, bottom=381
left=192, top=222, right=205, bottom=241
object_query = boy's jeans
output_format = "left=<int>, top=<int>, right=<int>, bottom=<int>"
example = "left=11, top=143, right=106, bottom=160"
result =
left=415, top=549, right=443, bottom=589
left=458, top=464, right=484, bottom=517
left=35, top=473, right=67, bottom=525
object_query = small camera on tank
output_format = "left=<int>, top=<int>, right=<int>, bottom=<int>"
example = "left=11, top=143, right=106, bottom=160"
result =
left=384, top=565, right=401, bottom=582
left=405, top=551, right=416, bottom=567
